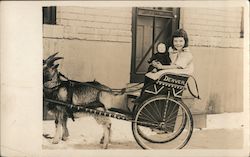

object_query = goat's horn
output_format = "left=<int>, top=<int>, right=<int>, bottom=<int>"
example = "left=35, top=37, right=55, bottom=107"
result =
left=44, top=52, right=59, bottom=64
left=49, top=57, right=64, bottom=64
left=48, top=52, right=59, bottom=60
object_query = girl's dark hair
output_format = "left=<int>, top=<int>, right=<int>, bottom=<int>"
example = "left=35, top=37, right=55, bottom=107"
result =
left=171, top=29, right=189, bottom=49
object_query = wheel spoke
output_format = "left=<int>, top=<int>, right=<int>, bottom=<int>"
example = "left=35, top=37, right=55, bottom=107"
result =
left=142, top=106, right=158, bottom=122
left=148, top=101, right=162, bottom=121
left=162, top=99, right=169, bottom=121
left=137, top=121, right=159, bottom=127
left=166, top=123, right=175, bottom=128
left=139, top=114, right=156, bottom=122
left=166, top=107, right=185, bottom=128
left=153, top=100, right=163, bottom=120
left=166, top=101, right=179, bottom=122
left=167, top=101, right=177, bottom=119
left=139, top=110, right=158, bottom=123
left=165, top=108, right=179, bottom=123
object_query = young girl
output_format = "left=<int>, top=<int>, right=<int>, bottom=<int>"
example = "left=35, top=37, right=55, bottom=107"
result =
left=135, top=28, right=194, bottom=103
left=145, top=28, right=194, bottom=81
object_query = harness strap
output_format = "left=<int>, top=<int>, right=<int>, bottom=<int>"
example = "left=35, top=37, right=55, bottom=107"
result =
left=59, top=72, right=70, bottom=81
left=59, top=72, right=142, bottom=95
left=66, top=81, right=75, bottom=121
left=43, top=85, right=60, bottom=92
left=59, top=72, right=200, bottom=99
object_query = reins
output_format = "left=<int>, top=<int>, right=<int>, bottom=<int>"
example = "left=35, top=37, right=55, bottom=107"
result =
left=58, top=72, right=143, bottom=95
left=58, top=72, right=200, bottom=98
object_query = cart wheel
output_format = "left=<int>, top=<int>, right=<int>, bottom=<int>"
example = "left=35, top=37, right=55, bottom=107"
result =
left=132, top=95, right=193, bottom=149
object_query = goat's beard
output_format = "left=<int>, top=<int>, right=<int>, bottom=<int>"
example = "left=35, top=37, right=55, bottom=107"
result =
left=44, top=80, right=60, bottom=88
left=43, top=71, right=53, bottom=83
left=43, top=73, right=60, bottom=89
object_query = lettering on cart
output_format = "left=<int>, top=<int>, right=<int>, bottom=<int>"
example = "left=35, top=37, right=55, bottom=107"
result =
left=163, top=76, right=186, bottom=86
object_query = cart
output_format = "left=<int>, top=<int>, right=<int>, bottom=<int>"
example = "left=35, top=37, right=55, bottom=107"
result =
left=44, top=72, right=200, bottom=149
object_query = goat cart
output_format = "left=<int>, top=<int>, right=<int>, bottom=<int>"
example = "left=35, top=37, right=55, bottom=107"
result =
left=44, top=73, right=200, bottom=149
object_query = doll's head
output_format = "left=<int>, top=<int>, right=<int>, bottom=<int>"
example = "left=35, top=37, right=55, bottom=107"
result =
left=157, top=42, right=166, bottom=53
left=171, top=29, right=189, bottom=51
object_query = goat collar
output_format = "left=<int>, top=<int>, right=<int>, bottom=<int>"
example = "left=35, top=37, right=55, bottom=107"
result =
left=43, top=74, right=61, bottom=91
left=43, top=82, right=60, bottom=91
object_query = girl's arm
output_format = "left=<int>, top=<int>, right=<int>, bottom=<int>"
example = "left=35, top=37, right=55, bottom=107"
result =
left=158, top=64, right=181, bottom=70
left=152, top=61, right=182, bottom=70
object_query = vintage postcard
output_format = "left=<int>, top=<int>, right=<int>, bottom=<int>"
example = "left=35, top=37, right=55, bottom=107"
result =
left=1, top=1, right=249, bottom=157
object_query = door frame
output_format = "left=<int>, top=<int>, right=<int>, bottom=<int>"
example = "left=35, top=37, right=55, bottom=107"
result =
left=130, top=7, right=180, bottom=83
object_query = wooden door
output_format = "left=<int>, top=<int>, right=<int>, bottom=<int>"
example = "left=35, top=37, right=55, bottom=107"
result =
left=131, top=7, right=180, bottom=83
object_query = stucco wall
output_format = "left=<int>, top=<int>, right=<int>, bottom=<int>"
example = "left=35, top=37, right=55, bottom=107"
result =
left=43, top=7, right=132, bottom=88
left=180, top=7, right=243, bottom=113
left=43, top=7, right=244, bottom=113
left=43, top=38, right=131, bottom=88
left=191, top=46, right=243, bottom=113
left=180, top=7, right=243, bottom=48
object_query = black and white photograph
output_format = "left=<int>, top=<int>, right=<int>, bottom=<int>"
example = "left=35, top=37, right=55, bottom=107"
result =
left=1, top=1, right=249, bottom=157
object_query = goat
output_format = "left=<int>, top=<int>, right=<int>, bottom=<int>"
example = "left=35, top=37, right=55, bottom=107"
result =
left=43, top=52, right=112, bottom=149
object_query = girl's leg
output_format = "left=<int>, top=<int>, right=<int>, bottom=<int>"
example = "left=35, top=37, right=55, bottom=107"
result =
left=134, top=76, right=155, bottom=103
left=144, top=76, right=155, bottom=86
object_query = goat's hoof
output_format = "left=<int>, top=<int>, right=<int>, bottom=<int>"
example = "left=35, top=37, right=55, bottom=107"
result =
left=52, top=139, right=59, bottom=144
left=102, top=144, right=108, bottom=149
left=100, top=137, right=104, bottom=144
left=63, top=131, right=69, bottom=137
left=62, top=136, right=68, bottom=141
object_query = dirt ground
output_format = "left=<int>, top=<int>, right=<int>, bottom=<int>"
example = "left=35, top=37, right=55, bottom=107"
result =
left=43, top=117, right=244, bottom=150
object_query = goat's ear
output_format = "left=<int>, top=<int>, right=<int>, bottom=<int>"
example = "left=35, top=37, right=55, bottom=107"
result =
left=52, top=64, right=59, bottom=69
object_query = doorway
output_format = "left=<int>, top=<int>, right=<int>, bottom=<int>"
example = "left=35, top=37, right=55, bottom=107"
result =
left=130, top=7, right=180, bottom=83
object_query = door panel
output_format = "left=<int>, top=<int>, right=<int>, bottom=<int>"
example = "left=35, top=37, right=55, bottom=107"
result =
left=131, top=7, right=180, bottom=83
left=136, top=16, right=153, bottom=73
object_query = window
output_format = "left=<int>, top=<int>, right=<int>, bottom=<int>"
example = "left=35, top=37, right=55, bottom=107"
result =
left=130, top=7, right=180, bottom=83
left=43, top=6, right=56, bottom=25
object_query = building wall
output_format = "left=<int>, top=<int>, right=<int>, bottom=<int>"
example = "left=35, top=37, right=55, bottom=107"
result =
left=180, top=8, right=243, bottom=113
left=43, top=7, right=132, bottom=88
left=43, top=7, right=244, bottom=113
left=56, top=7, right=132, bottom=43
left=191, top=47, right=243, bottom=113
left=180, top=7, right=243, bottom=48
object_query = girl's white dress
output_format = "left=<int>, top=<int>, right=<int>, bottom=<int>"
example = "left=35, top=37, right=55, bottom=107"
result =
left=145, top=47, right=194, bottom=80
